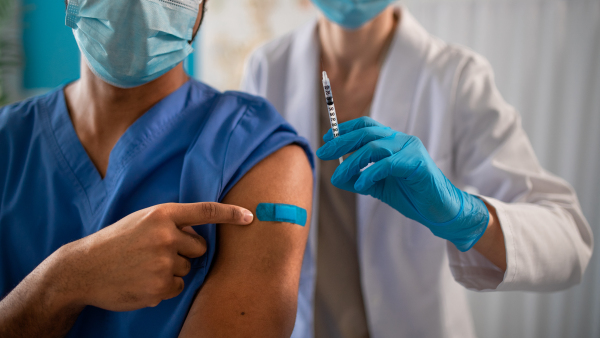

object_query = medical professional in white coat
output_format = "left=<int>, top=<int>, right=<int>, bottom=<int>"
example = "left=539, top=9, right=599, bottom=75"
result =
left=241, top=2, right=593, bottom=337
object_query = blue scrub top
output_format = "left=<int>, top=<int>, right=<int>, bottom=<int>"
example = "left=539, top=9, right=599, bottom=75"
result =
left=0, top=79, right=313, bottom=337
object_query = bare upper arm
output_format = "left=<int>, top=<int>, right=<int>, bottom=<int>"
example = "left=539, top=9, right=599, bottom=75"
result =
left=179, top=144, right=313, bottom=337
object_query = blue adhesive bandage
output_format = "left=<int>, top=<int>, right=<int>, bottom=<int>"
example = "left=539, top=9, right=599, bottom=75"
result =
left=256, top=203, right=307, bottom=226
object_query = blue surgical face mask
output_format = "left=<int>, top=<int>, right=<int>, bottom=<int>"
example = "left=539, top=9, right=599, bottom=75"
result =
left=311, top=0, right=396, bottom=30
left=66, top=0, right=201, bottom=88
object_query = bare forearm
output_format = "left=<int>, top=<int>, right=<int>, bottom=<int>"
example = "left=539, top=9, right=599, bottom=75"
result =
left=0, top=248, right=84, bottom=338
left=472, top=201, right=507, bottom=271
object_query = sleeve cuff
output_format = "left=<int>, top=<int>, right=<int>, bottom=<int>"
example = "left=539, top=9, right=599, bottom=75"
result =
left=447, top=196, right=516, bottom=291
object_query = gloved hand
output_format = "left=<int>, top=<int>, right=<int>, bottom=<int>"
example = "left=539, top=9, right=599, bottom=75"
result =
left=317, top=117, right=489, bottom=252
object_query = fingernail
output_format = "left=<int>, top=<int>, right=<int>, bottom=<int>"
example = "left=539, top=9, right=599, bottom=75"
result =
left=242, top=209, right=254, bottom=223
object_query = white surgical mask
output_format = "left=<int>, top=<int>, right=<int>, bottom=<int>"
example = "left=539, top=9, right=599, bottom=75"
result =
left=66, top=0, right=201, bottom=88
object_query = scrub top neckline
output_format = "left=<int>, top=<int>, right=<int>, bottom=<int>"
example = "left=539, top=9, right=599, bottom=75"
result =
left=46, top=80, right=193, bottom=214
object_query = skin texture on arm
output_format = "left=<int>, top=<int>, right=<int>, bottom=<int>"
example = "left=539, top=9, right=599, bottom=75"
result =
left=179, top=144, right=313, bottom=338
left=473, top=202, right=506, bottom=271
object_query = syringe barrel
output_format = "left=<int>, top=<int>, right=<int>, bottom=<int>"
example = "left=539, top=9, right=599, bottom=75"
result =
left=322, top=72, right=340, bottom=138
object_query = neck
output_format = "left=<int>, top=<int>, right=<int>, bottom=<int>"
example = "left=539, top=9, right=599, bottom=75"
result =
left=318, top=7, right=398, bottom=77
left=63, top=61, right=189, bottom=177
left=65, top=62, right=189, bottom=135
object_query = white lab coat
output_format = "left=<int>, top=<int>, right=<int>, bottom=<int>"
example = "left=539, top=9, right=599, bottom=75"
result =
left=240, top=7, right=593, bottom=338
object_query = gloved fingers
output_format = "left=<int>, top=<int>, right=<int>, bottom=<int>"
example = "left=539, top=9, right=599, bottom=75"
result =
left=317, top=126, right=397, bottom=161
left=323, top=116, right=386, bottom=142
left=354, top=149, right=423, bottom=191
left=330, top=172, right=361, bottom=193
left=331, top=137, right=396, bottom=184
left=354, top=156, right=393, bottom=192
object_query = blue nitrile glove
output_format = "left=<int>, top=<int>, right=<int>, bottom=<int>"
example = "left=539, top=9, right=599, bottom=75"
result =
left=316, top=117, right=489, bottom=252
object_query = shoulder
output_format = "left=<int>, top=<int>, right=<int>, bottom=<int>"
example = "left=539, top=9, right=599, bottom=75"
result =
left=0, top=90, right=57, bottom=129
left=0, top=88, right=62, bottom=153
left=397, top=9, right=493, bottom=86
left=212, top=88, right=287, bottom=128
left=420, top=34, right=494, bottom=87
left=244, top=20, right=316, bottom=74
left=216, top=89, right=313, bottom=170
left=0, top=89, right=62, bottom=193
left=185, top=81, right=314, bottom=197
left=188, top=78, right=300, bottom=141
left=187, top=79, right=285, bottom=131
left=246, top=29, right=297, bottom=68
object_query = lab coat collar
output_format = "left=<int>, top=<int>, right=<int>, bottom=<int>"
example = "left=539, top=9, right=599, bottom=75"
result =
left=285, top=18, right=321, bottom=154
left=370, top=6, right=431, bottom=134
left=329, top=7, right=434, bottom=259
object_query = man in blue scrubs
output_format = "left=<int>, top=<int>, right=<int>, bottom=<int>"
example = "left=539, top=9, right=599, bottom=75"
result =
left=0, top=0, right=314, bottom=337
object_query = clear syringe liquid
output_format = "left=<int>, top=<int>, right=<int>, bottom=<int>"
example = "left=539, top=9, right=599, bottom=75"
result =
left=321, top=71, right=344, bottom=164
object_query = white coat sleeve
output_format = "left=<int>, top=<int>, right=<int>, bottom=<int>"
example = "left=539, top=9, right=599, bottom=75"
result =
left=447, top=54, right=593, bottom=292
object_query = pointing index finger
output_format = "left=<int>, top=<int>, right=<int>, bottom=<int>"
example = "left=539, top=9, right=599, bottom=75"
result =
left=166, top=202, right=254, bottom=228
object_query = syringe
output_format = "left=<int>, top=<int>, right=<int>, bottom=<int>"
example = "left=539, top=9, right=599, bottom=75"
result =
left=321, top=71, right=344, bottom=164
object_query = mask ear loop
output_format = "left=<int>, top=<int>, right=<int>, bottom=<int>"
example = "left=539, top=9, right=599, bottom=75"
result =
left=65, top=0, right=81, bottom=29
left=189, top=0, right=206, bottom=43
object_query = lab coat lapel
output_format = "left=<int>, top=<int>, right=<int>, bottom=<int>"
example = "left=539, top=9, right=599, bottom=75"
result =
left=369, top=8, right=430, bottom=134
left=357, top=8, right=434, bottom=333
left=359, top=8, right=431, bottom=248
left=285, top=19, right=321, bottom=281
left=285, top=19, right=320, bottom=154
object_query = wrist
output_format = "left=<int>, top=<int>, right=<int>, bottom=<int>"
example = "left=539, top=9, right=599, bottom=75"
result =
left=41, top=243, right=89, bottom=310
left=445, top=192, right=489, bottom=252
left=472, top=200, right=507, bottom=271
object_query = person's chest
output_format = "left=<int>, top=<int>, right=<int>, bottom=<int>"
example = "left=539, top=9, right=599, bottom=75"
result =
left=0, top=111, right=219, bottom=338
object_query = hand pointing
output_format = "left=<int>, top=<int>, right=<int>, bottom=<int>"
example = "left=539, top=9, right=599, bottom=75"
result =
left=43, top=202, right=254, bottom=312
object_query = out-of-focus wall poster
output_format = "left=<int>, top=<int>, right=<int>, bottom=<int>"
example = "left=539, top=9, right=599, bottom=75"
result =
left=199, top=0, right=317, bottom=91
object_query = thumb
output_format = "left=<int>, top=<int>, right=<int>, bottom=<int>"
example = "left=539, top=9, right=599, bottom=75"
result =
left=165, top=202, right=254, bottom=228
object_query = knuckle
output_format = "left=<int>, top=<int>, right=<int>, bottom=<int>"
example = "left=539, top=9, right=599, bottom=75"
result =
left=410, top=135, right=423, bottom=146
left=155, top=256, right=173, bottom=271
left=367, top=141, right=380, bottom=152
left=190, top=235, right=207, bottom=257
left=157, top=229, right=177, bottom=247
left=152, top=276, right=171, bottom=294
left=201, top=203, right=218, bottom=219
left=230, top=206, right=241, bottom=221
left=196, top=235, right=207, bottom=249
left=358, top=116, right=371, bottom=124
left=147, top=205, right=170, bottom=221
left=165, top=279, right=184, bottom=300
left=183, top=259, right=192, bottom=273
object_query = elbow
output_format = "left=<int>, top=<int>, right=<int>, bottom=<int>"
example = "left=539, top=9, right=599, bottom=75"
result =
left=540, top=244, right=593, bottom=292
left=563, top=228, right=594, bottom=289
left=570, top=243, right=593, bottom=288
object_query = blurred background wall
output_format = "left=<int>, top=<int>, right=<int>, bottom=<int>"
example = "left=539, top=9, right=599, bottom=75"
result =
left=5, top=0, right=600, bottom=337
left=1, top=0, right=198, bottom=101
